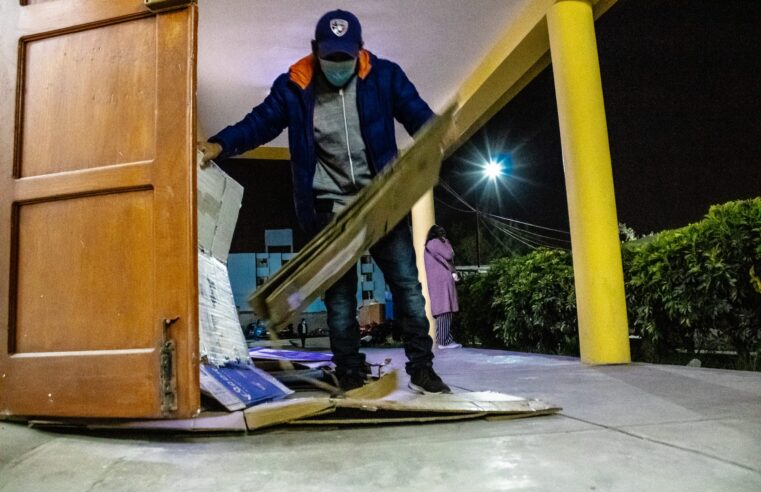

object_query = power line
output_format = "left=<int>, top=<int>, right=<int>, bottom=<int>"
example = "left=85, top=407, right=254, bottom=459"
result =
left=438, top=178, right=570, bottom=236
left=434, top=196, right=474, bottom=214
left=438, top=180, right=478, bottom=213
left=484, top=216, right=570, bottom=251
left=436, top=178, right=571, bottom=253
left=481, top=210, right=571, bottom=236
left=485, top=217, right=539, bottom=251
left=492, top=219, right=572, bottom=244
left=476, top=214, right=516, bottom=253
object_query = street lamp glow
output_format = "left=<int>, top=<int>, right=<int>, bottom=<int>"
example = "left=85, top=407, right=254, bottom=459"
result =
left=484, top=160, right=503, bottom=179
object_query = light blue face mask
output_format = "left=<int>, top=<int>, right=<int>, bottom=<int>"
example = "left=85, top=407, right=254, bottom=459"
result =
left=319, top=58, right=357, bottom=87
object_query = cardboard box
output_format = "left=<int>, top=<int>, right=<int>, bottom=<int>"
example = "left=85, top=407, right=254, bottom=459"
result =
left=359, top=302, right=385, bottom=326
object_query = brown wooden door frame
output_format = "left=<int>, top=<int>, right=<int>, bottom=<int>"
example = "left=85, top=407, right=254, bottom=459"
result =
left=0, top=0, right=199, bottom=419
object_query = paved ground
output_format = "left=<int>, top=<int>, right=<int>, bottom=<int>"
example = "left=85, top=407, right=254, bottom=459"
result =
left=1, top=348, right=760, bottom=491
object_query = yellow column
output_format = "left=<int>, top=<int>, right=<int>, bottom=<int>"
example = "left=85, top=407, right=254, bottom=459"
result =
left=411, top=188, right=437, bottom=342
left=547, top=0, right=630, bottom=364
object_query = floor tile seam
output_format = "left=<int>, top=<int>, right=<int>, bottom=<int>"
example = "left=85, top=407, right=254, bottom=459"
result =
left=561, top=414, right=761, bottom=475
left=618, top=428, right=761, bottom=475
left=618, top=415, right=761, bottom=430
left=632, top=367, right=761, bottom=395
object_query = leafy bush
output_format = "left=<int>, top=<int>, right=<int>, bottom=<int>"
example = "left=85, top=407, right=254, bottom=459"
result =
left=624, top=199, right=761, bottom=367
left=456, top=268, right=505, bottom=348
left=456, top=249, right=578, bottom=354
left=491, top=249, right=578, bottom=355
left=456, top=198, right=761, bottom=369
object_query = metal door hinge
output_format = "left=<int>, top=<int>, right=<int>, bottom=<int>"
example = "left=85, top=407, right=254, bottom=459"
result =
left=144, top=0, right=194, bottom=13
left=160, top=317, right=179, bottom=413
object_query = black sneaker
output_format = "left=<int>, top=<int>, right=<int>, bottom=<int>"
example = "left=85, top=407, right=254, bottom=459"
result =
left=337, top=370, right=366, bottom=392
left=408, top=367, right=451, bottom=394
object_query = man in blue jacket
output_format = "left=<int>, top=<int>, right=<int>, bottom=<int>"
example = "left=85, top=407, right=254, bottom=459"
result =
left=199, top=10, right=450, bottom=394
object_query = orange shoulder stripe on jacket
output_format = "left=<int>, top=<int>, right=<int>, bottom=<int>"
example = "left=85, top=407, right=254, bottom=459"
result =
left=289, top=54, right=315, bottom=90
left=357, top=49, right=372, bottom=79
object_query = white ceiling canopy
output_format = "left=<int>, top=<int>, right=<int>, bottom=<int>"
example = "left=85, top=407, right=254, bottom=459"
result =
left=198, top=0, right=531, bottom=148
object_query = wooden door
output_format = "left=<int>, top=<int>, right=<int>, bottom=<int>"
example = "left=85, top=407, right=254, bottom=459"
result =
left=0, top=0, right=199, bottom=419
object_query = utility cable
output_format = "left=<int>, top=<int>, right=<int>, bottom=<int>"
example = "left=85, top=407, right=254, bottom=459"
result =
left=487, top=218, right=539, bottom=250
left=485, top=216, right=569, bottom=250
left=437, top=178, right=570, bottom=251
left=493, top=219, right=572, bottom=244
left=434, top=196, right=474, bottom=214
left=477, top=213, right=516, bottom=253
left=438, top=178, right=571, bottom=236
left=481, top=210, right=571, bottom=236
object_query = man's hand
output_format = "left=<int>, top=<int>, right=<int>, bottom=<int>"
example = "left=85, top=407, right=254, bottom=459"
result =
left=197, top=141, right=222, bottom=168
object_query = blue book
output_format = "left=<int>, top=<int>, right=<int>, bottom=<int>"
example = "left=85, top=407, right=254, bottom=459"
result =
left=200, top=363, right=293, bottom=411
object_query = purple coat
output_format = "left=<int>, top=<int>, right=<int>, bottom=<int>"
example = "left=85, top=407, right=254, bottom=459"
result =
left=424, top=238, right=459, bottom=316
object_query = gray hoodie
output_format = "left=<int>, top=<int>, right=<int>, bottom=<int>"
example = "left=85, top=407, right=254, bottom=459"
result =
left=312, top=74, right=372, bottom=213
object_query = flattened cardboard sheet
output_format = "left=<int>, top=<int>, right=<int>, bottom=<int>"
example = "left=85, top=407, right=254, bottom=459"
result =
left=244, top=372, right=399, bottom=430
left=243, top=372, right=560, bottom=431
left=289, top=411, right=486, bottom=426
left=244, top=398, right=336, bottom=431
left=29, top=411, right=247, bottom=433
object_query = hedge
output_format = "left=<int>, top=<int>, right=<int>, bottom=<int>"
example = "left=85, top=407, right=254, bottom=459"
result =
left=456, top=198, right=761, bottom=368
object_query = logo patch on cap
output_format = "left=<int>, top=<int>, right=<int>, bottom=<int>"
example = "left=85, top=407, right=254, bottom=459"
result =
left=330, top=18, right=349, bottom=37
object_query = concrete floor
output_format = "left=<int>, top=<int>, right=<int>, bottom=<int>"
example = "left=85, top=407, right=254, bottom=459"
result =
left=1, top=348, right=760, bottom=491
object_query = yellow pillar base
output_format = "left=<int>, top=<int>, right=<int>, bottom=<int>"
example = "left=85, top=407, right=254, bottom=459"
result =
left=411, top=189, right=437, bottom=342
left=547, top=0, right=630, bottom=364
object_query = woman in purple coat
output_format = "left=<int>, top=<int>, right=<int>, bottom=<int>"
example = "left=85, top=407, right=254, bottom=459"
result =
left=424, top=225, right=462, bottom=349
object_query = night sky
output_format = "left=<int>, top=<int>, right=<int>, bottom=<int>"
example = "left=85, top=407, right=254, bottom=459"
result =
left=222, top=0, right=761, bottom=253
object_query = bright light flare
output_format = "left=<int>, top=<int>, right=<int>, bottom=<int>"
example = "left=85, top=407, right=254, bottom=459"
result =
left=484, top=160, right=503, bottom=179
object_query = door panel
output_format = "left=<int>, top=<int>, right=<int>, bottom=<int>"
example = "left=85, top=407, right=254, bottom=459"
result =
left=15, top=191, right=155, bottom=353
left=19, top=16, right=157, bottom=176
left=0, top=1, right=198, bottom=419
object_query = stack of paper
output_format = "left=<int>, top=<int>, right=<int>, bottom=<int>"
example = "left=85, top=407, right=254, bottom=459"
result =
left=198, top=253, right=250, bottom=365
left=196, top=152, right=249, bottom=366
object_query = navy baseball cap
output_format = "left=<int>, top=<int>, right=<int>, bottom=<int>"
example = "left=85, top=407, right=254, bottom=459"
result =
left=314, top=9, right=362, bottom=58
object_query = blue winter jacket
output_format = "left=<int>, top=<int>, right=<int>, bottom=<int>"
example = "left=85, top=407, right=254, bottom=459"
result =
left=209, top=50, right=434, bottom=235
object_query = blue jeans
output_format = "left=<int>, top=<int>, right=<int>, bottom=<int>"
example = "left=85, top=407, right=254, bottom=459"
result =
left=321, top=217, right=434, bottom=375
